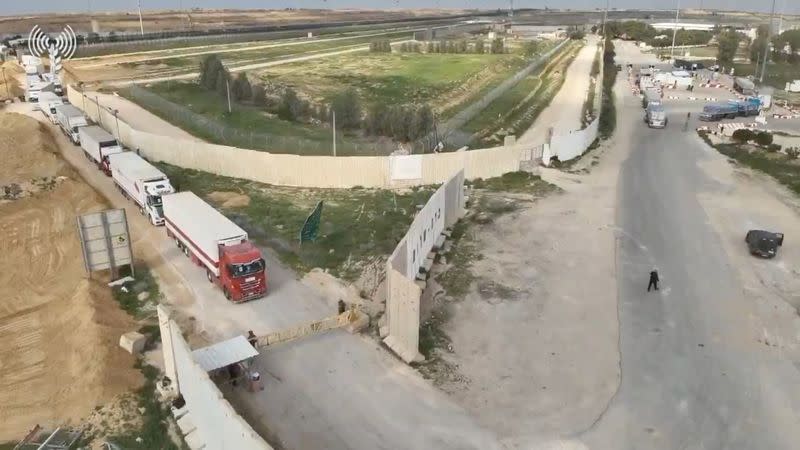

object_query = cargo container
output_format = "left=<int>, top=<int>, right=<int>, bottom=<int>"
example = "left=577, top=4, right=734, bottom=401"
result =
left=55, top=104, right=89, bottom=144
left=109, top=152, right=175, bottom=226
left=78, top=126, right=124, bottom=175
left=163, top=192, right=267, bottom=302
left=699, top=103, right=739, bottom=121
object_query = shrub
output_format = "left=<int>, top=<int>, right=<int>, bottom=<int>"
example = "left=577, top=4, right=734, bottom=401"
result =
left=251, top=84, right=266, bottom=106
left=754, top=131, right=774, bottom=146
left=331, top=88, right=362, bottom=129
left=786, top=147, right=800, bottom=159
left=765, top=143, right=781, bottom=153
left=731, top=128, right=756, bottom=143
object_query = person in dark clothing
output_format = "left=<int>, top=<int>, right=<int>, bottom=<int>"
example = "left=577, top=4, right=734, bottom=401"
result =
left=648, top=269, right=660, bottom=292
left=247, top=330, right=258, bottom=349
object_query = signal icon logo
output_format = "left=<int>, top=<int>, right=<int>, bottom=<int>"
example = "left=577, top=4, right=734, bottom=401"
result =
left=27, top=25, right=77, bottom=74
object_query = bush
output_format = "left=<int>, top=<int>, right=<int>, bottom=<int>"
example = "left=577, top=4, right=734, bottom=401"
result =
left=755, top=131, right=774, bottom=146
left=278, top=88, right=307, bottom=122
left=598, top=38, right=617, bottom=139
left=231, top=72, right=251, bottom=102
left=765, top=143, right=781, bottom=153
left=786, top=147, right=800, bottom=159
left=732, top=128, right=756, bottom=143
left=331, top=88, right=362, bottom=129
left=251, top=84, right=266, bottom=106
left=490, top=38, right=505, bottom=54
left=475, top=39, right=485, bottom=54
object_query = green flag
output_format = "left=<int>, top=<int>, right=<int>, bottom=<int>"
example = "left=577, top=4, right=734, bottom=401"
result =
left=300, top=200, right=324, bottom=244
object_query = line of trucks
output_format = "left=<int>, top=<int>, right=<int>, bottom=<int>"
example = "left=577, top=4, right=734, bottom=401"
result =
left=46, top=99, right=269, bottom=302
left=699, top=97, right=764, bottom=122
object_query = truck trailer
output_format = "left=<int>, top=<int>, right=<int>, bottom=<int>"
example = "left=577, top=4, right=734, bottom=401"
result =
left=728, top=98, right=760, bottom=117
left=642, top=88, right=662, bottom=108
left=55, top=104, right=89, bottom=144
left=645, top=103, right=667, bottom=128
left=36, top=91, right=64, bottom=124
left=79, top=126, right=124, bottom=175
left=109, top=152, right=175, bottom=226
left=699, top=103, right=739, bottom=121
left=163, top=191, right=267, bottom=302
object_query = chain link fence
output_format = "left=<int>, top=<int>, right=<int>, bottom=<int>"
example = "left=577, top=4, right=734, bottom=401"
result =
left=440, top=38, right=571, bottom=147
left=123, top=84, right=447, bottom=156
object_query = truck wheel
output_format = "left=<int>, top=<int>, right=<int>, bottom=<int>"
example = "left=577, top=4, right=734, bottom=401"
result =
left=183, top=246, right=189, bottom=257
left=223, top=288, right=231, bottom=301
left=206, top=270, right=213, bottom=283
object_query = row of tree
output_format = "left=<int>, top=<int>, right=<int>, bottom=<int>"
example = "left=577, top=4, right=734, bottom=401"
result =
left=363, top=103, right=435, bottom=142
left=197, top=55, right=434, bottom=142
left=603, top=21, right=712, bottom=48
left=751, top=28, right=800, bottom=64
left=370, top=39, right=505, bottom=55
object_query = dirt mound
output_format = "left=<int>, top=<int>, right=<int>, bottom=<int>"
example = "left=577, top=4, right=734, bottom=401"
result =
left=0, top=114, right=142, bottom=440
left=0, top=112, right=67, bottom=185
left=209, top=190, right=251, bottom=208
left=0, top=62, right=23, bottom=102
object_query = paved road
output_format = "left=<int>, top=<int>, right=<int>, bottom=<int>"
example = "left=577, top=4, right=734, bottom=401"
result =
left=4, top=102, right=501, bottom=450
left=581, top=44, right=800, bottom=450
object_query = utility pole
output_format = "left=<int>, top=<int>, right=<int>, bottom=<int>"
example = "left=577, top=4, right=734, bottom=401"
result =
left=332, top=110, right=337, bottom=157
left=670, top=0, right=680, bottom=61
left=225, top=78, right=232, bottom=113
left=137, top=0, right=145, bottom=36
left=601, top=0, right=608, bottom=39
left=760, top=0, right=776, bottom=83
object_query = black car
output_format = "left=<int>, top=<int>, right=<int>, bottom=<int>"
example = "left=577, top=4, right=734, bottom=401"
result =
left=745, top=230, right=784, bottom=258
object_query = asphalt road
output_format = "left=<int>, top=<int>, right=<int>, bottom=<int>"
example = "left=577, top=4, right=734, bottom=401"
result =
left=582, top=43, right=800, bottom=449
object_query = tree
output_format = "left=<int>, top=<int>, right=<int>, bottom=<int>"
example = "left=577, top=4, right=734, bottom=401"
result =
left=232, top=72, right=252, bottom=101
left=426, top=41, right=434, bottom=53
left=199, top=54, right=226, bottom=92
left=717, top=30, right=741, bottom=64
left=331, top=88, right=361, bottom=129
left=214, top=66, right=229, bottom=98
left=490, top=38, right=504, bottom=54
left=251, top=84, right=266, bottom=106
left=590, top=25, right=598, bottom=34
left=457, top=40, right=468, bottom=54
left=278, top=88, right=303, bottom=121
left=410, top=104, right=434, bottom=140
left=364, top=103, right=388, bottom=135
left=475, top=39, right=485, bottom=54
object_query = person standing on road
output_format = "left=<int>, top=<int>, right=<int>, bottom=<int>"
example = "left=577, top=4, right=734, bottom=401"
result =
left=647, top=269, right=660, bottom=292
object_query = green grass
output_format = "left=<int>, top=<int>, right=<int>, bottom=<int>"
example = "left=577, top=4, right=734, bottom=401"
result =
left=470, top=171, right=560, bottom=195
left=704, top=137, right=800, bottom=195
left=105, top=363, right=182, bottom=450
left=158, top=163, right=434, bottom=280
left=111, top=265, right=162, bottom=319
left=732, top=62, right=800, bottom=91
left=462, top=41, right=581, bottom=145
left=260, top=51, right=525, bottom=110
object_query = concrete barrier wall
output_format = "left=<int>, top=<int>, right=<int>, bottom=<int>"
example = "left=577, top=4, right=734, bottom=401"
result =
left=158, top=307, right=272, bottom=450
left=545, top=116, right=600, bottom=163
left=68, top=87, right=525, bottom=188
left=383, top=170, right=465, bottom=363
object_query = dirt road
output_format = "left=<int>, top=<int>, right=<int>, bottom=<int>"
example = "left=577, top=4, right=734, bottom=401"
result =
left=7, top=102, right=502, bottom=449
left=435, top=73, right=623, bottom=448
left=520, top=35, right=599, bottom=144
left=0, top=112, right=141, bottom=440
left=104, top=41, right=412, bottom=86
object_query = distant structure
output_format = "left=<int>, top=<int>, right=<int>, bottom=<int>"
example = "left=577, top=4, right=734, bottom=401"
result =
left=652, top=22, right=714, bottom=31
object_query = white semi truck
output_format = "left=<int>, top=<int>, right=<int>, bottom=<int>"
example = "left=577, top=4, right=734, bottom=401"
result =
left=79, top=125, right=124, bottom=175
left=109, top=152, right=175, bottom=226
left=163, top=192, right=268, bottom=302
left=54, top=104, right=89, bottom=144
left=37, top=91, right=64, bottom=124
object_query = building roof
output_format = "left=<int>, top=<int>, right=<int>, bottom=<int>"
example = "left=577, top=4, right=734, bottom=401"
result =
left=651, top=22, right=714, bottom=31
left=192, top=335, right=258, bottom=372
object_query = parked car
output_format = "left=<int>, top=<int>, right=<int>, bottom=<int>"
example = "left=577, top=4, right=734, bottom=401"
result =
left=745, top=230, right=784, bottom=258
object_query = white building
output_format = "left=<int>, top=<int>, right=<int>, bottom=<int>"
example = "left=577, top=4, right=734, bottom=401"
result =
left=652, top=22, right=715, bottom=31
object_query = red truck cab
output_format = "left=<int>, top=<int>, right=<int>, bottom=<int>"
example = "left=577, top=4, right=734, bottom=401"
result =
left=218, top=242, right=267, bottom=302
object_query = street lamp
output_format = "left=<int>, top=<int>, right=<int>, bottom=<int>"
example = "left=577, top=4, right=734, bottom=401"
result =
left=670, top=0, right=680, bottom=61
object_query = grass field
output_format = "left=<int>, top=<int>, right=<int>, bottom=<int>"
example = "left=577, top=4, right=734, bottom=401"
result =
left=463, top=40, right=582, bottom=145
left=732, top=62, right=800, bottom=91
left=702, top=136, right=800, bottom=196
left=158, top=163, right=434, bottom=280
left=257, top=50, right=533, bottom=116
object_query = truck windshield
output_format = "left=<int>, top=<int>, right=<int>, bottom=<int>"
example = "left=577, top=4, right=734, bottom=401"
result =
left=228, top=258, right=265, bottom=278
left=99, top=140, right=118, bottom=148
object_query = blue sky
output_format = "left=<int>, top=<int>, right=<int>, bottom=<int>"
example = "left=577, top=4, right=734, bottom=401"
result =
left=2, top=0, right=797, bottom=16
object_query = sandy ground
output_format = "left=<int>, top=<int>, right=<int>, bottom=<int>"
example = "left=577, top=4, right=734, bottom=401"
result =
left=697, top=145, right=800, bottom=357
left=0, top=62, right=23, bottom=102
left=519, top=36, right=598, bottom=144
left=0, top=112, right=142, bottom=441
left=0, top=9, right=466, bottom=34
left=431, top=41, right=623, bottom=447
